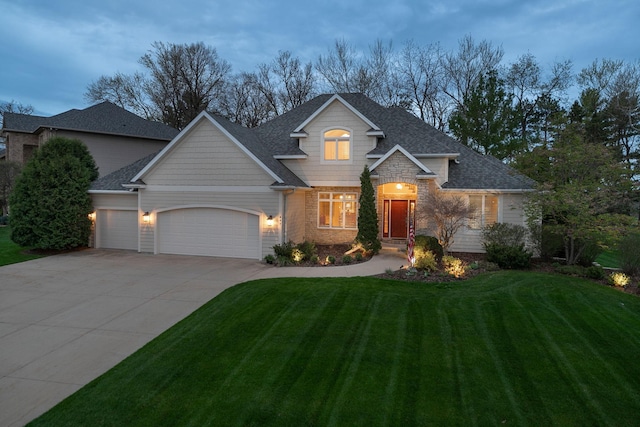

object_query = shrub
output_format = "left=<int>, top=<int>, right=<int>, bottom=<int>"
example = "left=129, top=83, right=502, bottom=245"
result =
left=355, top=166, right=381, bottom=254
left=577, top=240, right=602, bottom=267
left=485, top=243, right=532, bottom=269
left=414, top=235, right=444, bottom=260
left=619, top=233, right=640, bottom=276
left=555, top=265, right=586, bottom=276
left=291, top=248, right=305, bottom=263
left=342, top=255, right=353, bottom=264
left=264, top=254, right=276, bottom=264
left=309, top=254, right=320, bottom=264
left=442, top=255, right=466, bottom=278
left=414, top=248, right=438, bottom=271
left=273, top=241, right=295, bottom=258
left=326, top=255, right=336, bottom=265
left=482, top=223, right=529, bottom=247
left=355, top=252, right=363, bottom=262
left=275, top=255, right=293, bottom=267
left=296, top=240, right=317, bottom=260
left=586, top=265, right=605, bottom=280
left=609, top=271, right=630, bottom=287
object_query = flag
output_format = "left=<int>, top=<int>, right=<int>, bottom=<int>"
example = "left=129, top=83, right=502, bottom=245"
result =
left=407, top=221, right=415, bottom=267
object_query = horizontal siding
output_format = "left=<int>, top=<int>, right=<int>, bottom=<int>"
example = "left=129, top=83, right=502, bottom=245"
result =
left=144, top=120, right=273, bottom=186
left=282, top=101, right=375, bottom=185
left=420, top=158, right=448, bottom=185
left=58, top=130, right=167, bottom=177
left=91, top=193, right=137, bottom=209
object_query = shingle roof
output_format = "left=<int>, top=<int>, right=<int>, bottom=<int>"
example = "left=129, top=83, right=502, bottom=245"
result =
left=3, top=102, right=179, bottom=141
left=90, top=93, right=534, bottom=191
left=90, top=151, right=159, bottom=191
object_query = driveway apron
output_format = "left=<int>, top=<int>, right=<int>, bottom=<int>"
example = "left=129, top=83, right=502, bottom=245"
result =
left=0, top=248, right=404, bottom=426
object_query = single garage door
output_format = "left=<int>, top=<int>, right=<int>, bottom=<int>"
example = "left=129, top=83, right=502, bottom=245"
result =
left=98, top=210, right=138, bottom=250
left=157, top=208, right=260, bottom=259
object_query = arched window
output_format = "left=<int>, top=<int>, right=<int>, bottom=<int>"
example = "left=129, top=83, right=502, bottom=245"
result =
left=323, top=129, right=350, bottom=161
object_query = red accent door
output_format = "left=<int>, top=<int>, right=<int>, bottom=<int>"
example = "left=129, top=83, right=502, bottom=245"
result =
left=390, top=200, right=408, bottom=238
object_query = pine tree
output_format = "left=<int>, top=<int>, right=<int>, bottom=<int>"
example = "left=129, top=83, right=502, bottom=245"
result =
left=355, top=166, right=381, bottom=253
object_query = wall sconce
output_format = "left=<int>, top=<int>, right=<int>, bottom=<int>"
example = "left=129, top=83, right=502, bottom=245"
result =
left=266, top=215, right=275, bottom=227
left=142, top=211, right=150, bottom=223
left=88, top=212, right=96, bottom=222
left=396, top=183, right=403, bottom=190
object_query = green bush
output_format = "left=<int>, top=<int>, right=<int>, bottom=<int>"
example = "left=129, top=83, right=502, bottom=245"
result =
left=482, top=223, right=529, bottom=247
left=326, top=255, right=336, bottom=265
left=9, top=137, right=98, bottom=250
left=414, top=248, right=438, bottom=271
left=342, top=255, right=353, bottom=264
left=355, top=252, right=363, bottom=262
left=291, top=248, right=305, bottom=263
left=296, top=240, right=317, bottom=260
left=555, top=265, right=586, bottom=276
left=619, top=233, right=640, bottom=276
left=273, top=241, right=295, bottom=258
left=264, top=254, right=276, bottom=264
left=414, top=235, right=444, bottom=260
left=586, top=265, right=605, bottom=280
left=540, top=225, right=565, bottom=260
left=485, top=243, right=532, bottom=269
left=577, top=240, right=602, bottom=267
left=309, top=254, right=319, bottom=264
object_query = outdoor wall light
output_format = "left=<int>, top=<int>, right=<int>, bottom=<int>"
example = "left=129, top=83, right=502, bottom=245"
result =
left=266, top=215, right=275, bottom=227
left=396, top=183, right=403, bottom=190
left=88, top=212, right=96, bottom=222
left=142, top=211, right=150, bottom=223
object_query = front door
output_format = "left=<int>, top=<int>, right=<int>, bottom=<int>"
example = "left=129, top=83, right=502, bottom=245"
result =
left=390, top=200, right=408, bottom=238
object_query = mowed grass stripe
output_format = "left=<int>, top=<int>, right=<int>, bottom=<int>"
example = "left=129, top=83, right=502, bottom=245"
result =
left=32, top=274, right=640, bottom=426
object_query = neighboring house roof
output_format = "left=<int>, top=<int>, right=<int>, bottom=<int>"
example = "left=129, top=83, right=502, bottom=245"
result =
left=2, top=102, right=179, bottom=141
left=95, top=93, right=534, bottom=191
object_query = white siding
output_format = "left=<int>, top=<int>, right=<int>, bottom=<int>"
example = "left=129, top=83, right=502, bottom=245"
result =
left=282, top=101, right=374, bottom=186
left=144, top=120, right=274, bottom=186
left=91, top=193, right=137, bottom=210
left=420, top=158, right=448, bottom=185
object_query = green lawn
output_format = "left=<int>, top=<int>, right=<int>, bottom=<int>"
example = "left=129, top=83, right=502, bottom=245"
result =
left=0, top=226, right=43, bottom=266
left=31, top=272, right=640, bottom=426
left=596, top=251, right=621, bottom=269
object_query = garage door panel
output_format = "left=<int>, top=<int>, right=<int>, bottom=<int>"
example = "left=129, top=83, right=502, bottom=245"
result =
left=98, top=210, right=138, bottom=250
left=158, top=208, right=259, bottom=259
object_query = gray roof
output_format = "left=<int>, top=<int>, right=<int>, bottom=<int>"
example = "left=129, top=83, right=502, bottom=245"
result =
left=3, top=102, right=179, bottom=141
left=90, top=151, right=159, bottom=191
left=91, top=93, right=534, bottom=191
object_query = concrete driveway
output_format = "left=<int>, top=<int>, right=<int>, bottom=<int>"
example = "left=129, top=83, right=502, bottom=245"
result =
left=0, top=248, right=403, bottom=426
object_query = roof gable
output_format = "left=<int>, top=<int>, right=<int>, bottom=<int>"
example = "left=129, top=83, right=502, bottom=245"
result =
left=292, top=94, right=383, bottom=136
left=369, top=144, right=435, bottom=176
left=133, top=111, right=285, bottom=185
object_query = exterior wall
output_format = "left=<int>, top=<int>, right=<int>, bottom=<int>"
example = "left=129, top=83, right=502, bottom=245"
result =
left=144, top=120, right=273, bottom=186
left=419, top=158, right=448, bottom=186
left=56, top=130, right=168, bottom=177
left=4, top=132, right=38, bottom=164
left=91, top=192, right=138, bottom=210
left=138, top=188, right=280, bottom=258
left=284, top=190, right=306, bottom=244
left=304, top=186, right=360, bottom=245
left=281, top=101, right=376, bottom=186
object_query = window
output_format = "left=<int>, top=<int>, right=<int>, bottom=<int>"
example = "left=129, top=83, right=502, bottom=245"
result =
left=318, top=192, right=358, bottom=229
left=468, top=195, right=499, bottom=229
left=323, top=129, right=350, bottom=161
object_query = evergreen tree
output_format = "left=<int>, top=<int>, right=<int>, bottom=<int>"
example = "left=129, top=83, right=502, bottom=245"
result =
left=355, top=166, right=381, bottom=253
left=9, top=137, right=98, bottom=250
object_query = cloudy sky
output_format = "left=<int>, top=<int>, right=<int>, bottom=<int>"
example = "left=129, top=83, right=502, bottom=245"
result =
left=0, top=0, right=637, bottom=116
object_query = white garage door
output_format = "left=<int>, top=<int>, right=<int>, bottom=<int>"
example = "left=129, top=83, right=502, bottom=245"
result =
left=158, top=208, right=260, bottom=259
left=98, top=210, right=138, bottom=250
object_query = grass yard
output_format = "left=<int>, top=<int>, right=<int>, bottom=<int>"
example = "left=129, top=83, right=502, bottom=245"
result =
left=596, top=251, right=621, bottom=269
left=31, top=272, right=640, bottom=426
left=0, top=226, right=43, bottom=266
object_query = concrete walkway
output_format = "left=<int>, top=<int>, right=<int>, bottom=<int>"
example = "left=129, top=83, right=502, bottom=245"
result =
left=0, top=248, right=405, bottom=427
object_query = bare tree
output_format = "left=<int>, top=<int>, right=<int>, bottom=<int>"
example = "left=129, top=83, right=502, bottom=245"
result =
left=86, top=42, right=231, bottom=130
left=399, top=40, right=449, bottom=129
left=220, top=73, right=273, bottom=128
left=441, top=35, right=504, bottom=111
left=416, top=191, right=477, bottom=254
left=0, top=100, right=34, bottom=128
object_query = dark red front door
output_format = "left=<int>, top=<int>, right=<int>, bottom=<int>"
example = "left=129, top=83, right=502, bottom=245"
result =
left=390, top=200, right=408, bottom=238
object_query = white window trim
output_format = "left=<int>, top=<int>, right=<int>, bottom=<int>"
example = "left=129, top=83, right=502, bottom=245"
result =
left=317, top=192, right=359, bottom=229
left=467, top=194, right=501, bottom=231
left=321, top=127, right=353, bottom=164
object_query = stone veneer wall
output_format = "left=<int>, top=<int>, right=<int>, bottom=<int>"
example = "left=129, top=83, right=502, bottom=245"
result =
left=5, top=133, right=39, bottom=164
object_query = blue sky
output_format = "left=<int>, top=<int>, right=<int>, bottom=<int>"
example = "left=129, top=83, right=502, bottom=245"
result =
left=0, top=0, right=637, bottom=116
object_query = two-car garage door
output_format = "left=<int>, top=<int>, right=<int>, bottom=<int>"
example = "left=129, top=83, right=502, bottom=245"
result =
left=157, top=208, right=260, bottom=259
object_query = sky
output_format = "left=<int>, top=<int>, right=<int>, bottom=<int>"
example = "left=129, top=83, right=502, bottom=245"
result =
left=0, top=0, right=637, bottom=116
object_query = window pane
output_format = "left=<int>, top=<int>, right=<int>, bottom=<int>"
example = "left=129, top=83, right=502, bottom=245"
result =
left=338, top=140, right=350, bottom=160
left=318, top=201, right=330, bottom=227
left=344, top=201, right=357, bottom=228
left=485, top=196, right=498, bottom=225
left=325, top=129, right=350, bottom=138
left=331, top=201, right=343, bottom=227
left=468, top=195, right=482, bottom=229
left=324, top=141, right=336, bottom=160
